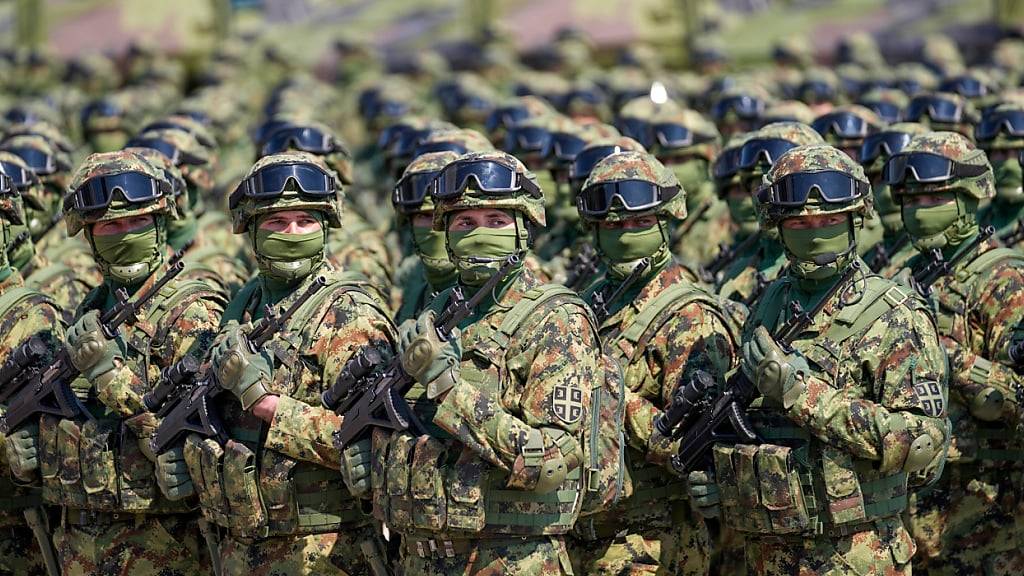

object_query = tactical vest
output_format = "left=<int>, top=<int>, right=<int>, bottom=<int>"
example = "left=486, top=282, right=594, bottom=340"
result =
left=38, top=277, right=223, bottom=514
left=0, top=285, right=54, bottom=512
left=931, top=246, right=1024, bottom=467
left=717, top=275, right=918, bottom=538
left=374, top=284, right=598, bottom=537
left=190, top=272, right=388, bottom=538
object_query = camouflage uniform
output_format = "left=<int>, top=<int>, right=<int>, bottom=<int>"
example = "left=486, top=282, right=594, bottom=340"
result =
left=0, top=187, right=64, bottom=576
left=890, top=132, right=1024, bottom=574
left=698, top=145, right=949, bottom=576
left=569, top=151, right=740, bottom=575
left=181, top=152, right=397, bottom=575
left=0, top=133, right=74, bottom=256
left=39, top=151, right=224, bottom=575
left=371, top=151, right=600, bottom=575
left=976, top=102, right=1024, bottom=248
left=716, top=123, right=826, bottom=304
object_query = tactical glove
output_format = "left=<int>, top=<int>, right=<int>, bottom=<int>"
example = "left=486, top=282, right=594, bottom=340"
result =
left=687, top=470, right=721, bottom=518
left=67, top=310, right=124, bottom=382
left=212, top=321, right=273, bottom=410
left=340, top=438, right=373, bottom=499
left=5, top=423, right=39, bottom=482
left=399, top=310, right=461, bottom=398
left=156, top=446, right=195, bottom=501
left=743, top=326, right=810, bottom=409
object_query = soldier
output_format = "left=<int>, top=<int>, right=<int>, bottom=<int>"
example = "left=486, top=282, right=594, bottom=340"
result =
left=5, top=149, right=226, bottom=574
left=857, top=122, right=931, bottom=273
left=716, top=122, right=826, bottom=304
left=568, top=150, right=740, bottom=576
left=905, top=91, right=979, bottom=139
left=885, top=131, right=1024, bottom=573
left=689, top=144, right=949, bottom=576
left=0, top=173, right=65, bottom=576
left=0, top=133, right=74, bottom=254
left=79, top=96, right=132, bottom=154
left=180, top=151, right=397, bottom=575
left=351, top=150, right=600, bottom=575
left=975, top=102, right=1024, bottom=247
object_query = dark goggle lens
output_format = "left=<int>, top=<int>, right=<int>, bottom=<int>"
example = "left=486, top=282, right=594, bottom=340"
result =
left=942, top=77, right=986, bottom=98
left=616, top=118, right=652, bottom=147
left=766, top=170, right=866, bottom=207
left=712, top=147, right=743, bottom=179
left=230, top=164, right=334, bottom=208
left=883, top=153, right=968, bottom=185
left=392, top=171, right=437, bottom=211
left=859, top=132, right=913, bottom=164
left=799, top=81, right=835, bottom=103
left=504, top=126, right=551, bottom=154
left=712, top=95, right=764, bottom=120
left=578, top=179, right=678, bottom=216
left=571, top=145, right=621, bottom=182
left=906, top=97, right=963, bottom=123
left=739, top=139, right=798, bottom=169
left=976, top=110, right=1024, bottom=141
left=484, top=107, right=529, bottom=133
left=546, top=133, right=586, bottom=161
left=72, top=171, right=161, bottom=210
left=390, top=128, right=431, bottom=159
left=378, top=124, right=414, bottom=151
left=144, top=121, right=216, bottom=148
left=435, top=160, right=537, bottom=199
left=262, top=127, right=336, bottom=155
left=0, top=161, right=35, bottom=188
left=653, top=123, right=695, bottom=149
left=128, top=138, right=206, bottom=167
left=567, top=90, right=603, bottom=106
left=6, top=147, right=59, bottom=175
left=862, top=101, right=902, bottom=123
left=413, top=141, right=469, bottom=157
left=812, top=113, right=872, bottom=139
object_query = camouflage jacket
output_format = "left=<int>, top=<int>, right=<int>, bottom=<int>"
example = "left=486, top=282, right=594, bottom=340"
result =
left=671, top=195, right=735, bottom=269
left=717, top=234, right=788, bottom=304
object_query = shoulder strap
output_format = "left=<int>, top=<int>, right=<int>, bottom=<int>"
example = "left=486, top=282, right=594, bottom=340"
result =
left=0, top=285, right=53, bottom=321
left=289, top=272, right=388, bottom=340
left=956, top=246, right=1024, bottom=285
left=222, top=277, right=262, bottom=324
left=492, top=284, right=591, bottom=349
left=148, top=279, right=227, bottom=348
left=830, top=275, right=914, bottom=345
left=618, top=283, right=720, bottom=363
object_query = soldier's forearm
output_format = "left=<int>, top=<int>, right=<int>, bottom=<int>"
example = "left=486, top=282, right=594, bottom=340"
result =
left=265, top=395, right=343, bottom=468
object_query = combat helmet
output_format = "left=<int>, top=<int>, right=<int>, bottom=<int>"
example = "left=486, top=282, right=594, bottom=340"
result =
left=975, top=102, right=1024, bottom=204
left=760, top=144, right=873, bottom=279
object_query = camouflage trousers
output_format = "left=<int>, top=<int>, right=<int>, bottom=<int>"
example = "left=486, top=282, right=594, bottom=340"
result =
left=709, top=520, right=746, bottom=576
left=567, top=501, right=710, bottom=576
left=908, top=465, right=1024, bottom=575
left=54, top=511, right=207, bottom=575
left=219, top=523, right=387, bottom=576
left=401, top=534, right=574, bottom=576
left=741, top=517, right=915, bottom=576
left=0, top=509, right=47, bottom=576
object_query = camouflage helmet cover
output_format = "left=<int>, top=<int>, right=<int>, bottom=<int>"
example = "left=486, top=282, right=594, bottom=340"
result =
left=761, top=144, right=873, bottom=227
left=893, top=131, right=993, bottom=200
left=581, top=149, right=686, bottom=221
left=976, top=101, right=1024, bottom=150
left=432, top=150, right=546, bottom=229
left=231, top=151, right=344, bottom=233
left=396, top=150, right=462, bottom=215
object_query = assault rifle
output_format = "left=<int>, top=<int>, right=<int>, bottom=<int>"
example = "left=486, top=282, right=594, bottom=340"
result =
left=323, top=255, right=520, bottom=449
left=0, top=337, right=48, bottom=404
left=702, top=232, right=760, bottom=284
left=150, top=275, right=328, bottom=453
left=0, top=261, right=186, bottom=434
left=911, top=226, right=994, bottom=298
left=589, top=258, right=650, bottom=323
left=658, top=260, right=863, bottom=474
left=563, top=244, right=600, bottom=292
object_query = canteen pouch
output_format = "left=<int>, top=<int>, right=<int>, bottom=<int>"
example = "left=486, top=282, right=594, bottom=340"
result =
left=821, top=446, right=867, bottom=526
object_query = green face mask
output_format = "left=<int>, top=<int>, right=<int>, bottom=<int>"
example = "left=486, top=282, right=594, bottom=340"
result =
left=872, top=183, right=903, bottom=235
left=254, top=226, right=325, bottom=282
left=597, top=223, right=667, bottom=279
left=6, top=220, right=33, bottom=271
left=726, top=194, right=759, bottom=235
left=448, top=226, right=521, bottom=286
left=412, top=225, right=456, bottom=287
left=535, top=171, right=558, bottom=209
left=671, top=159, right=710, bottom=209
left=780, top=221, right=853, bottom=280
left=993, top=158, right=1024, bottom=204
left=91, top=222, right=162, bottom=284
left=89, top=131, right=128, bottom=153
left=901, top=195, right=963, bottom=250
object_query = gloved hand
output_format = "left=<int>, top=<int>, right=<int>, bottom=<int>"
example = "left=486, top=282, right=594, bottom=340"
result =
left=5, top=423, right=40, bottom=482
left=211, top=321, right=273, bottom=410
left=340, top=438, right=372, bottom=499
left=742, top=326, right=810, bottom=409
left=66, top=310, right=124, bottom=381
left=399, top=310, right=461, bottom=397
left=155, top=446, right=195, bottom=501
left=687, top=470, right=721, bottom=518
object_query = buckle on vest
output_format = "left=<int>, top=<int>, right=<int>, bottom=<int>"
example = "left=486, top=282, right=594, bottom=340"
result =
left=416, top=541, right=426, bottom=558
left=882, top=286, right=908, bottom=308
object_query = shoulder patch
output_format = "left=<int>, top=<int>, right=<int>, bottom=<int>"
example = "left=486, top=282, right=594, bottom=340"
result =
left=552, top=383, right=584, bottom=424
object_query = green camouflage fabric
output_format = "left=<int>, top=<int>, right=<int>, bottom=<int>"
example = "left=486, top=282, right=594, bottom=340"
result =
left=372, top=267, right=600, bottom=575
left=761, top=144, right=872, bottom=227
left=231, top=151, right=344, bottom=233
left=486, top=96, right=556, bottom=144
left=911, top=92, right=979, bottom=139
left=671, top=195, right=733, bottom=268
left=729, top=261, right=949, bottom=576
left=0, top=135, right=71, bottom=247
left=898, top=234, right=1024, bottom=574
left=813, top=105, right=885, bottom=156
left=977, top=102, right=1024, bottom=244
left=0, top=270, right=65, bottom=576
left=760, top=100, right=816, bottom=126
left=432, top=150, right=546, bottom=228
left=859, top=88, right=910, bottom=118
left=184, top=265, right=396, bottom=574
left=22, top=245, right=103, bottom=317
left=581, top=150, right=687, bottom=221
left=571, top=262, right=739, bottom=576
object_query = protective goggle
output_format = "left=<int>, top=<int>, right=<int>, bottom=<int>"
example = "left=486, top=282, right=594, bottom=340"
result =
left=975, top=109, right=1024, bottom=141
left=503, top=126, right=551, bottom=155
left=577, top=179, right=680, bottom=218
left=173, top=109, right=211, bottom=126
left=906, top=96, right=964, bottom=124
left=712, top=146, right=744, bottom=179
left=377, top=123, right=417, bottom=152
left=711, top=95, right=765, bottom=120
left=127, top=137, right=207, bottom=167
left=433, top=159, right=542, bottom=200
left=615, top=118, right=652, bottom=148
left=738, top=138, right=799, bottom=169
left=860, top=101, right=903, bottom=124
left=413, top=140, right=469, bottom=157
left=859, top=132, right=914, bottom=164
left=543, top=132, right=587, bottom=163
left=262, top=126, right=345, bottom=157
left=81, top=100, right=121, bottom=121
left=811, top=112, right=877, bottom=140
left=484, top=106, right=529, bottom=134
left=0, top=160, right=39, bottom=189
left=570, top=145, right=622, bottom=183
left=758, top=170, right=870, bottom=207
left=69, top=171, right=169, bottom=211
left=883, top=152, right=989, bottom=185
left=4, top=146, right=67, bottom=176
left=142, top=120, right=216, bottom=149
left=388, top=128, right=431, bottom=160
left=940, top=76, right=989, bottom=99
left=798, top=81, right=837, bottom=104
left=652, top=123, right=715, bottom=150
left=563, top=89, right=605, bottom=107
left=392, top=170, right=438, bottom=212
left=229, top=163, right=336, bottom=209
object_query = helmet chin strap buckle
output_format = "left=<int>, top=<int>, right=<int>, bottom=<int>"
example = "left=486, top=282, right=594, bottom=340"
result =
left=110, top=262, right=148, bottom=278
